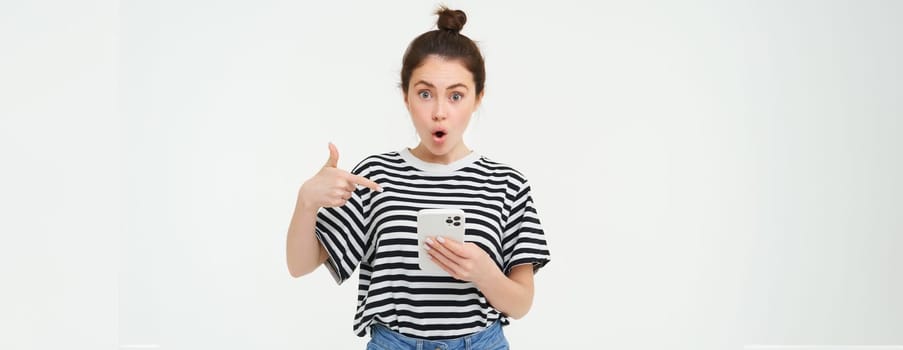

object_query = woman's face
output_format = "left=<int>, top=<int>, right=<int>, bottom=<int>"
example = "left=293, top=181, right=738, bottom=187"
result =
left=405, top=55, right=482, bottom=164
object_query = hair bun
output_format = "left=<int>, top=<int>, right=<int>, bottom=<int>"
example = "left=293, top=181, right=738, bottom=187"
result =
left=436, top=6, right=466, bottom=33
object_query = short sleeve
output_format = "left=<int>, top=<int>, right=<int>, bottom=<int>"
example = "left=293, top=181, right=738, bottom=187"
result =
left=501, top=181, right=551, bottom=275
left=314, top=163, right=375, bottom=285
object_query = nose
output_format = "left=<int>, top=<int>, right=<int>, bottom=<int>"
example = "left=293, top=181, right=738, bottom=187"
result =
left=432, top=100, right=447, bottom=121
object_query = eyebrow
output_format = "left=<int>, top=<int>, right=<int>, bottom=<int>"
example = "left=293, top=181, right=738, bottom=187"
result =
left=413, top=80, right=470, bottom=91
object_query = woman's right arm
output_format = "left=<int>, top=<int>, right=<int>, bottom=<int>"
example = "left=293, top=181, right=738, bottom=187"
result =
left=285, top=143, right=381, bottom=278
left=285, top=196, right=328, bottom=278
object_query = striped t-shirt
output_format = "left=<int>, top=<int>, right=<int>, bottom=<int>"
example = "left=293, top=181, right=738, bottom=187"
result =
left=314, top=148, right=551, bottom=340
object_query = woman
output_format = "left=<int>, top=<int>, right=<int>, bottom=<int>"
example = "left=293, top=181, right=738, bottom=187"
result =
left=286, top=6, right=551, bottom=349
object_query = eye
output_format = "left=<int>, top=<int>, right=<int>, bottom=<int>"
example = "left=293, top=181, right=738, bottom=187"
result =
left=450, top=92, right=463, bottom=102
left=418, top=90, right=432, bottom=100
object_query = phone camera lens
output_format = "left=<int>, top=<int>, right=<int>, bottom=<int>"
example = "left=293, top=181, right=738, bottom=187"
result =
left=446, top=219, right=453, bottom=224
left=453, top=222, right=461, bottom=227
left=453, top=216, right=461, bottom=221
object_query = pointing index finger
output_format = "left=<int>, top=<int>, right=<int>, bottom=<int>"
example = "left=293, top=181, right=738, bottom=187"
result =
left=349, top=174, right=383, bottom=192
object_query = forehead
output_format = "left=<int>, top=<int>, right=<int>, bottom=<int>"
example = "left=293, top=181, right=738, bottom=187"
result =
left=411, top=55, right=474, bottom=88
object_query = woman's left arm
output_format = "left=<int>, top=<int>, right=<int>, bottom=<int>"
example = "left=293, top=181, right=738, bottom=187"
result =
left=425, top=237, right=535, bottom=319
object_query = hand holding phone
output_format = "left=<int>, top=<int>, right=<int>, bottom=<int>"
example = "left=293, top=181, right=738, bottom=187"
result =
left=417, top=208, right=466, bottom=274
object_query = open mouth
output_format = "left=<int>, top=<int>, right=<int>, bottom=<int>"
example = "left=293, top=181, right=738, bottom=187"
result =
left=433, top=130, right=447, bottom=138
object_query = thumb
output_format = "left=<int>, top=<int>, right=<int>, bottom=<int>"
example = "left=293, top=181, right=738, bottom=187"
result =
left=324, top=142, right=339, bottom=168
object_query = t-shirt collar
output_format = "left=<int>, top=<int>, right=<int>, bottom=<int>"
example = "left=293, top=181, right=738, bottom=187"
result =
left=399, top=147, right=480, bottom=173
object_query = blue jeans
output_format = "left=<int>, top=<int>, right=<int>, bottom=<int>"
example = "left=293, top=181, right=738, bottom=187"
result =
left=366, top=321, right=509, bottom=350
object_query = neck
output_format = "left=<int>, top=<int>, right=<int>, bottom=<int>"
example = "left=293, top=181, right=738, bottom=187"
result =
left=410, top=143, right=471, bottom=165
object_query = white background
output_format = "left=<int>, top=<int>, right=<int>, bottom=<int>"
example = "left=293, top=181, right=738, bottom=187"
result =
left=1, top=0, right=901, bottom=349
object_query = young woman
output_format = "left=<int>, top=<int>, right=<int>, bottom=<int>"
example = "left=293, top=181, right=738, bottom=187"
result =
left=286, top=7, right=551, bottom=349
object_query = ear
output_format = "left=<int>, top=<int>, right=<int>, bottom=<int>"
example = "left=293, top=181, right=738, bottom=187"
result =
left=474, top=90, right=484, bottom=109
left=402, top=89, right=409, bottom=109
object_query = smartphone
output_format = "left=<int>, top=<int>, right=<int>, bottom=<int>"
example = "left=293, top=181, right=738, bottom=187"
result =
left=417, top=208, right=466, bottom=274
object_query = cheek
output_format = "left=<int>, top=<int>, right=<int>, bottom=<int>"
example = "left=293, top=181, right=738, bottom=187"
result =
left=452, top=106, right=475, bottom=124
left=409, top=101, right=432, bottom=119
left=408, top=104, right=431, bottom=129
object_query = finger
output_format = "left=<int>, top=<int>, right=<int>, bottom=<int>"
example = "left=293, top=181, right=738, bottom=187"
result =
left=349, top=174, right=383, bottom=192
left=427, top=246, right=463, bottom=277
left=328, top=197, right=347, bottom=208
left=324, top=142, right=339, bottom=168
left=429, top=253, right=460, bottom=279
left=436, top=236, right=470, bottom=258
left=333, top=189, right=351, bottom=201
left=334, top=177, right=355, bottom=192
left=428, top=236, right=466, bottom=261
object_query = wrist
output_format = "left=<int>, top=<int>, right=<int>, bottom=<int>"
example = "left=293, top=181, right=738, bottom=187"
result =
left=474, top=264, right=506, bottom=289
left=296, top=187, right=318, bottom=213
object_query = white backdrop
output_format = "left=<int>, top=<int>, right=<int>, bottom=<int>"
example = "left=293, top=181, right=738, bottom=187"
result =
left=2, top=0, right=902, bottom=349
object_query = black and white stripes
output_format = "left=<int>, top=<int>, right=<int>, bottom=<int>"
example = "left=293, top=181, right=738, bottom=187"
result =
left=314, top=148, right=550, bottom=340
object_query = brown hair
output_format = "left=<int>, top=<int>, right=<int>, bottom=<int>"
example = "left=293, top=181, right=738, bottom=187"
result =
left=400, top=6, right=486, bottom=96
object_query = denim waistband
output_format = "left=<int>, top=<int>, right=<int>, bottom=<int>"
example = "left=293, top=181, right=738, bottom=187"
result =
left=369, top=321, right=505, bottom=350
